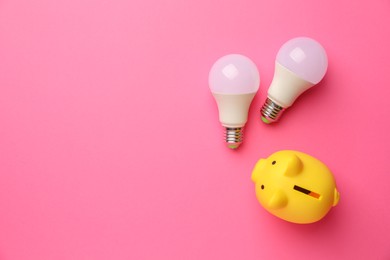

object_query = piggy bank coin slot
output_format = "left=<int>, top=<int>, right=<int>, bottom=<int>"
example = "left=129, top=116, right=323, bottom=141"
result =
left=293, top=185, right=321, bottom=199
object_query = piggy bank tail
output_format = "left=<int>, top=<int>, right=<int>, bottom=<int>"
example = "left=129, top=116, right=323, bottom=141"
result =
left=333, top=188, right=340, bottom=207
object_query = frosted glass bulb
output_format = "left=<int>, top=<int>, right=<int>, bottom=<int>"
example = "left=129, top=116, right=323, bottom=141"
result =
left=261, top=37, right=328, bottom=123
left=209, top=54, right=260, bottom=149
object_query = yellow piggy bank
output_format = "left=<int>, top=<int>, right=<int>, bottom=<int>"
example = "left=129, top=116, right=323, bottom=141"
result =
left=252, top=150, right=340, bottom=224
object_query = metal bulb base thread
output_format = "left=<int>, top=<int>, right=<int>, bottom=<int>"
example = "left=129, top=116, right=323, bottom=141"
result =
left=260, top=97, right=286, bottom=124
left=224, top=127, right=243, bottom=149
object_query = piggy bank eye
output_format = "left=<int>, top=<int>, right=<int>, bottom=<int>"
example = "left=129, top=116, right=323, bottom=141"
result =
left=261, top=185, right=264, bottom=190
left=272, top=161, right=276, bottom=165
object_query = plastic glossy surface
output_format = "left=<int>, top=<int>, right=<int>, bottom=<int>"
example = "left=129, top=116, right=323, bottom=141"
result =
left=277, top=37, right=328, bottom=84
left=252, top=151, right=339, bottom=224
left=209, top=54, right=260, bottom=94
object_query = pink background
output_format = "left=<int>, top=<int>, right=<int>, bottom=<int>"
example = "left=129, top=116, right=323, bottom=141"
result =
left=1, top=0, right=390, bottom=259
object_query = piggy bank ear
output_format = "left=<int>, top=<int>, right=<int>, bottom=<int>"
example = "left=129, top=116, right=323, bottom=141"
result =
left=252, top=159, right=266, bottom=183
left=267, top=189, right=288, bottom=209
left=283, top=154, right=303, bottom=177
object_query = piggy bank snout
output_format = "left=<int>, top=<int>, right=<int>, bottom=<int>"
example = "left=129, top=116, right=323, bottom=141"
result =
left=252, top=159, right=266, bottom=183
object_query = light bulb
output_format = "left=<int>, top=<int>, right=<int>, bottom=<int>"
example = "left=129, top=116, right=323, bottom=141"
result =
left=209, top=54, right=260, bottom=149
left=260, top=37, right=328, bottom=123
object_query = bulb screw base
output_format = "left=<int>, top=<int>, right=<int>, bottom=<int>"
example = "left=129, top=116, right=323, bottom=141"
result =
left=224, top=127, right=243, bottom=149
left=260, top=97, right=286, bottom=124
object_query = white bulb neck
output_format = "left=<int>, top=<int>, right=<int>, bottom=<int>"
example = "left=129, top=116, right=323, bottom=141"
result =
left=267, top=63, right=314, bottom=108
left=212, top=92, right=256, bottom=127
